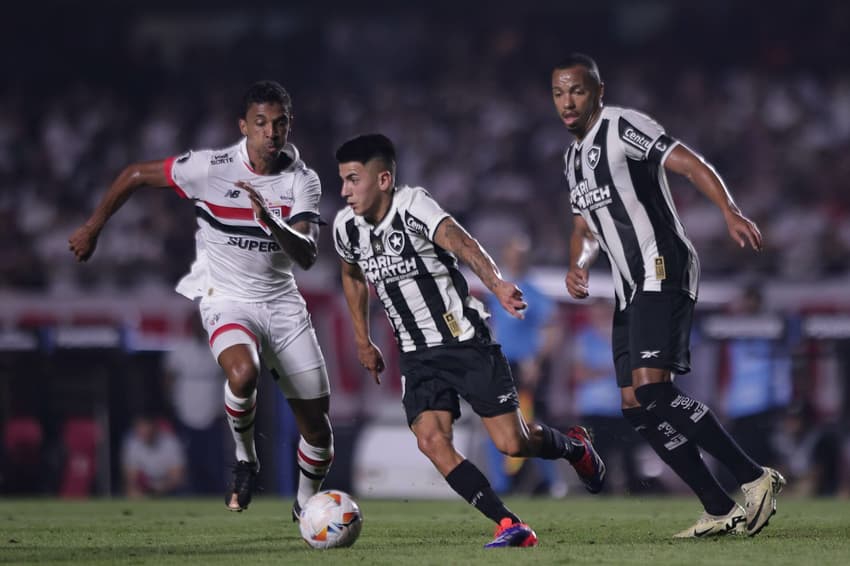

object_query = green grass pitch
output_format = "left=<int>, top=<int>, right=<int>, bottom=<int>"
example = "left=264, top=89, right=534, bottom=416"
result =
left=2, top=496, right=848, bottom=565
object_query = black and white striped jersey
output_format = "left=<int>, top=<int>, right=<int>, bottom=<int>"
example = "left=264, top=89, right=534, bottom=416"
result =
left=564, top=105, right=700, bottom=310
left=333, top=185, right=490, bottom=353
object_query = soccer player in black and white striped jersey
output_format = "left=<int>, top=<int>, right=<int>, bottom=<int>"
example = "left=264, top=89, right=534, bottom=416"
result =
left=333, top=134, right=606, bottom=548
left=554, top=53, right=785, bottom=538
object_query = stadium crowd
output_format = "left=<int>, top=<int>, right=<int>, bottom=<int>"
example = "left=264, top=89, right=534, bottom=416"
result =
left=2, top=3, right=849, bottom=295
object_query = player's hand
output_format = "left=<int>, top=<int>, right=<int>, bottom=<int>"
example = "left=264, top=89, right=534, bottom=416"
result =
left=235, top=181, right=270, bottom=222
left=68, top=224, right=100, bottom=262
left=494, top=280, right=527, bottom=319
left=566, top=266, right=590, bottom=299
left=724, top=209, right=762, bottom=251
left=357, top=341, right=385, bottom=385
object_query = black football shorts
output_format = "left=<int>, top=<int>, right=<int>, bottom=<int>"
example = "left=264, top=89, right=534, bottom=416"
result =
left=612, top=289, right=695, bottom=387
left=399, top=342, right=519, bottom=426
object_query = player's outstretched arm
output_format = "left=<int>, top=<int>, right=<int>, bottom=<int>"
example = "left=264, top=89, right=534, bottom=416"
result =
left=566, top=215, right=596, bottom=299
left=69, top=160, right=172, bottom=262
left=664, top=144, right=762, bottom=251
left=236, top=181, right=318, bottom=270
left=433, top=217, right=527, bottom=319
left=339, top=259, right=385, bottom=384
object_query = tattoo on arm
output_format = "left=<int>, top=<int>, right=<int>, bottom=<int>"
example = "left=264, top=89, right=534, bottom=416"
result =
left=439, top=220, right=501, bottom=291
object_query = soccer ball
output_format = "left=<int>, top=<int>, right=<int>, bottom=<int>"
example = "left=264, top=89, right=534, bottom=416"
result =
left=298, top=490, right=363, bottom=549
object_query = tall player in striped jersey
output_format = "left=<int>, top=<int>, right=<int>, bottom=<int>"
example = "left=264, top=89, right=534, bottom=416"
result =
left=554, top=54, right=785, bottom=538
left=69, top=81, right=334, bottom=519
left=332, top=134, right=606, bottom=548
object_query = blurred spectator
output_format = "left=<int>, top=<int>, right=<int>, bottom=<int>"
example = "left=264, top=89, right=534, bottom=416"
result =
left=775, top=402, right=843, bottom=496
left=163, top=315, right=228, bottom=495
left=2, top=4, right=849, bottom=293
left=571, top=299, right=650, bottom=494
left=716, top=284, right=794, bottom=489
left=121, top=414, right=186, bottom=498
left=485, top=235, right=565, bottom=496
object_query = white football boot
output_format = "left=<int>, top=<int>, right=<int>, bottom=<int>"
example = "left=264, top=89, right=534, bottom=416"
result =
left=741, top=466, right=786, bottom=536
left=673, top=504, right=746, bottom=539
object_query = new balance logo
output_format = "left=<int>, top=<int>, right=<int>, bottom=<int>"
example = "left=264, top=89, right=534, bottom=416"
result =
left=224, top=189, right=241, bottom=198
left=640, top=350, right=660, bottom=359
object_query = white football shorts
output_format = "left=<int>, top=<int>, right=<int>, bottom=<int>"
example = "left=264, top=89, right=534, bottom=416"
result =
left=199, top=295, right=329, bottom=399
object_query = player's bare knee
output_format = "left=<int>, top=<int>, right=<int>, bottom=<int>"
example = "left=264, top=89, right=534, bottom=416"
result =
left=416, top=431, right=452, bottom=459
left=225, top=361, right=259, bottom=396
left=620, top=387, right=640, bottom=409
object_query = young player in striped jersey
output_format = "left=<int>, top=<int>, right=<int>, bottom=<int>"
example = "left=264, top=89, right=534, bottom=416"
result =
left=69, top=81, right=334, bottom=520
left=554, top=53, right=785, bottom=538
left=332, top=134, right=606, bottom=548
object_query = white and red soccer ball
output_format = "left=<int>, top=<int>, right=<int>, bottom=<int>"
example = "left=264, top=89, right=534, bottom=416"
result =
left=298, top=490, right=363, bottom=549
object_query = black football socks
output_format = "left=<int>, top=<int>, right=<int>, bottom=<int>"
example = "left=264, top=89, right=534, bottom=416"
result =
left=634, top=382, right=763, bottom=485
left=445, top=459, right=521, bottom=525
left=623, top=406, right=736, bottom=516
left=536, top=423, right=584, bottom=462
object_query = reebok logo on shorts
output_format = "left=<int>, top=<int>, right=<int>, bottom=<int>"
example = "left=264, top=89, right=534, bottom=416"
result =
left=640, top=350, right=661, bottom=359
left=497, top=392, right=517, bottom=404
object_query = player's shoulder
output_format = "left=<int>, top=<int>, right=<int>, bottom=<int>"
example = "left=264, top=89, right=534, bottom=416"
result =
left=284, top=144, right=321, bottom=185
left=396, top=185, right=436, bottom=207
left=204, top=139, right=242, bottom=167
left=609, top=105, right=661, bottom=127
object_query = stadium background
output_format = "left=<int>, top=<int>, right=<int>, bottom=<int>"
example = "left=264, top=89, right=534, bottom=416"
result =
left=1, top=0, right=848, bottom=500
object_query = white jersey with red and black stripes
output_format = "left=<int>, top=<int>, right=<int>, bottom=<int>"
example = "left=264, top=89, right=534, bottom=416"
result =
left=164, top=138, right=322, bottom=303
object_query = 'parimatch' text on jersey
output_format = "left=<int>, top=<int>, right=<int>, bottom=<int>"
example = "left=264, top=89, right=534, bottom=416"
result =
left=165, top=138, right=322, bottom=302
left=333, top=186, right=489, bottom=353
left=564, top=105, right=699, bottom=309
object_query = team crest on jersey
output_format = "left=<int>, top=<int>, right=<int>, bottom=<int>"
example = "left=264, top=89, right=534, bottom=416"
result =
left=587, top=145, right=601, bottom=169
left=385, top=230, right=406, bottom=255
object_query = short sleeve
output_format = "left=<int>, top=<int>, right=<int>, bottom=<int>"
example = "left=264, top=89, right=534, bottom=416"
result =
left=617, top=109, right=677, bottom=164
left=165, top=149, right=211, bottom=200
left=406, top=187, right=451, bottom=241
left=333, top=211, right=358, bottom=264
left=288, top=169, right=323, bottom=225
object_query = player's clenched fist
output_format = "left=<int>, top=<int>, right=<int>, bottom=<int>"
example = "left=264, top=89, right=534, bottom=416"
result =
left=565, top=267, right=589, bottom=299
left=68, top=224, right=100, bottom=262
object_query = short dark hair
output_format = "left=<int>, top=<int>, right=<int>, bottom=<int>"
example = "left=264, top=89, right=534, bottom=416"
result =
left=553, top=53, right=602, bottom=87
left=335, top=133, right=397, bottom=176
left=241, top=80, right=292, bottom=117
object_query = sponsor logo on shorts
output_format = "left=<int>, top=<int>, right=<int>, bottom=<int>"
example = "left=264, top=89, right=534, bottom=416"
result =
left=640, top=350, right=661, bottom=359
left=497, top=391, right=517, bottom=404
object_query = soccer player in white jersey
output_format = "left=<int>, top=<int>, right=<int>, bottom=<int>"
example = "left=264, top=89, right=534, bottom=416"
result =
left=69, top=81, right=334, bottom=519
left=332, top=134, right=606, bottom=548
left=553, top=54, right=785, bottom=538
